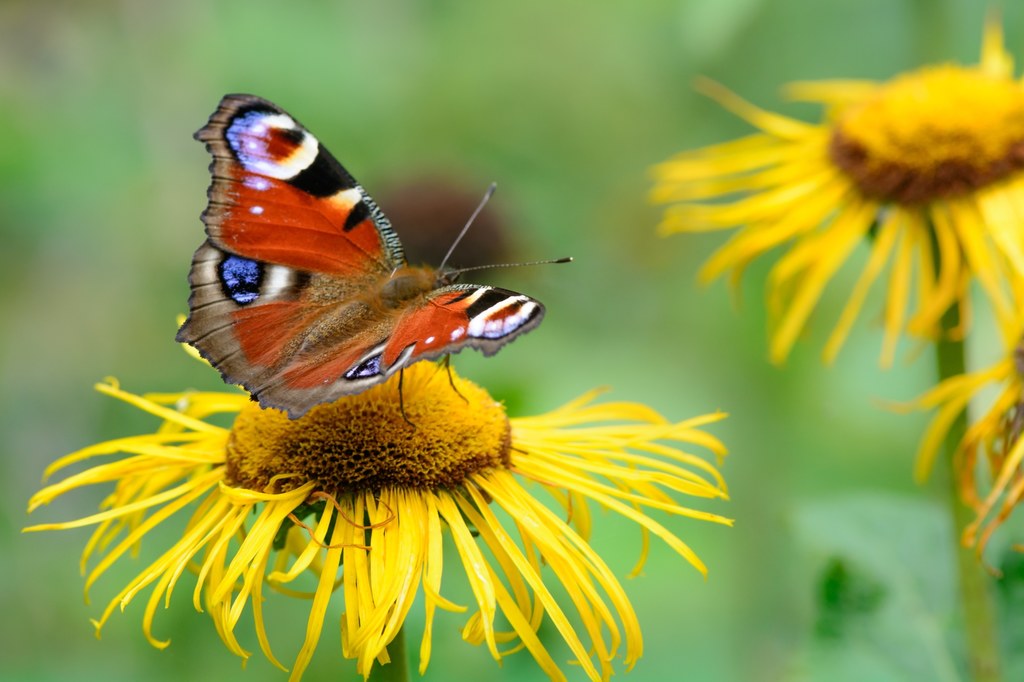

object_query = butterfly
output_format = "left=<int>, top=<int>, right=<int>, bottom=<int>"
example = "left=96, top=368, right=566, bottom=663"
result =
left=177, top=94, right=546, bottom=418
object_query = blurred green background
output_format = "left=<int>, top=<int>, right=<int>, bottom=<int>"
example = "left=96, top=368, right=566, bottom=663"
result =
left=4, top=1, right=1024, bottom=680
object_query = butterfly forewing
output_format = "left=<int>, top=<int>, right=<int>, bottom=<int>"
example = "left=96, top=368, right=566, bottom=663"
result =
left=195, top=94, right=404, bottom=275
left=178, top=94, right=548, bottom=418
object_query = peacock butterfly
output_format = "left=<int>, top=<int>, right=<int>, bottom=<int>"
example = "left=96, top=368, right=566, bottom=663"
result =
left=177, top=94, right=546, bottom=418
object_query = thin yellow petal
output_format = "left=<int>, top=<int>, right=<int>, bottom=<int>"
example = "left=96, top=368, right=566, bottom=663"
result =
left=694, top=77, right=817, bottom=139
left=94, top=381, right=224, bottom=434
left=823, top=209, right=900, bottom=363
left=290, top=505, right=344, bottom=682
left=435, top=493, right=500, bottom=660
left=981, top=11, right=1013, bottom=79
left=783, top=79, right=879, bottom=105
left=880, top=221, right=913, bottom=368
left=457, top=487, right=601, bottom=681
left=768, top=199, right=876, bottom=362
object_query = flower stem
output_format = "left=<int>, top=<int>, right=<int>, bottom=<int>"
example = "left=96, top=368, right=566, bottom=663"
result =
left=368, top=627, right=410, bottom=682
left=936, top=304, right=1002, bottom=682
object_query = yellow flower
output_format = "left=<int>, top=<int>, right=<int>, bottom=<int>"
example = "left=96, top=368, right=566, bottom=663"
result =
left=912, top=301, right=1024, bottom=555
left=652, top=19, right=1024, bottom=366
left=25, top=363, right=730, bottom=681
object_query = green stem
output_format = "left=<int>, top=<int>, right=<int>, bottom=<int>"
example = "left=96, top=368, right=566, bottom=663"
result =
left=936, top=305, right=1002, bottom=682
left=367, top=626, right=410, bottom=682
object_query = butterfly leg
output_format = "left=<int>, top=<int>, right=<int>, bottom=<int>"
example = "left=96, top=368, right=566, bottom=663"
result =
left=397, top=368, right=416, bottom=429
left=439, top=355, right=469, bottom=404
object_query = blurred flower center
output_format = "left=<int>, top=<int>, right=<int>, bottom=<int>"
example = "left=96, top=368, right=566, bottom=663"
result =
left=226, top=366, right=512, bottom=493
left=1015, top=341, right=1024, bottom=378
left=829, top=65, right=1024, bottom=203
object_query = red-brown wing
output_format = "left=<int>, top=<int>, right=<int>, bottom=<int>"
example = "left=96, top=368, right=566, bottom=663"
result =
left=195, top=93, right=404, bottom=275
left=380, top=285, right=545, bottom=367
left=178, top=95, right=405, bottom=416
left=178, top=95, right=548, bottom=419
left=208, top=284, right=545, bottom=419
left=176, top=241, right=388, bottom=418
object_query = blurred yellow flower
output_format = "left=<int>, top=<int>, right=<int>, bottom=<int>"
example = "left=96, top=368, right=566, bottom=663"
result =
left=653, top=20, right=1024, bottom=366
left=912, top=304, right=1024, bottom=555
left=26, top=363, right=730, bottom=682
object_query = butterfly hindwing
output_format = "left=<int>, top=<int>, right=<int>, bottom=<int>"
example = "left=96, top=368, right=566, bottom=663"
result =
left=178, top=236, right=394, bottom=413
left=381, top=285, right=546, bottom=367
left=232, top=284, right=546, bottom=418
left=178, top=94, right=549, bottom=418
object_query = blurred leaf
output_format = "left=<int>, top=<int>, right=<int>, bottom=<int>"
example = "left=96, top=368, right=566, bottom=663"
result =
left=815, top=556, right=887, bottom=638
left=994, top=547, right=1024, bottom=681
left=788, top=494, right=960, bottom=682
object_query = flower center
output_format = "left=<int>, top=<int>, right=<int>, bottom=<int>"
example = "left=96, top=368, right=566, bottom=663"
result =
left=829, top=65, right=1024, bottom=203
left=225, top=364, right=511, bottom=493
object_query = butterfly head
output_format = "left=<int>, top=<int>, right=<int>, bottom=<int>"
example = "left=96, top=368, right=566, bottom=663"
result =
left=434, top=267, right=463, bottom=288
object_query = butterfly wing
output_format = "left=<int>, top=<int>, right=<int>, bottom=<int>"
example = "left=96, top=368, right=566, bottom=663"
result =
left=186, top=93, right=403, bottom=274
left=177, top=94, right=404, bottom=412
left=382, top=284, right=546, bottom=366
left=248, top=283, right=545, bottom=416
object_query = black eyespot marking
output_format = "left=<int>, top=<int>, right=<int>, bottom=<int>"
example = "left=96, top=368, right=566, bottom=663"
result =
left=466, top=288, right=511, bottom=319
left=343, top=200, right=370, bottom=232
left=289, top=147, right=353, bottom=197
left=292, top=270, right=311, bottom=293
left=233, top=103, right=278, bottom=122
left=345, top=353, right=382, bottom=379
left=220, top=255, right=263, bottom=305
left=277, top=126, right=305, bottom=147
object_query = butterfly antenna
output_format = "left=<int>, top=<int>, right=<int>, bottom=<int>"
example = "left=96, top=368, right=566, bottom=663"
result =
left=438, top=182, right=497, bottom=272
left=446, top=257, right=573, bottom=278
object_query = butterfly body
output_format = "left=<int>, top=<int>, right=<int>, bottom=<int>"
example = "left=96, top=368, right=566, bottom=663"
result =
left=178, top=95, right=545, bottom=418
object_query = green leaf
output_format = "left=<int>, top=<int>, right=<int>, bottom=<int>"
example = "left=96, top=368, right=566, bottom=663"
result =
left=787, top=494, right=960, bottom=682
